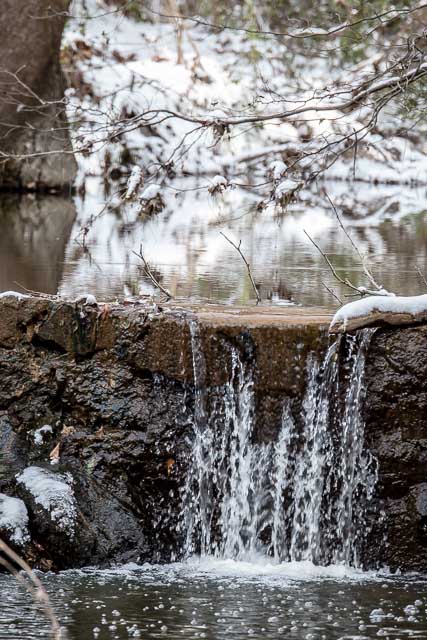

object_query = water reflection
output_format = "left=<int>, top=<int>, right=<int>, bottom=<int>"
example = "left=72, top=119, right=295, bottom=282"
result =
left=0, top=195, right=76, bottom=294
left=1, top=180, right=427, bottom=307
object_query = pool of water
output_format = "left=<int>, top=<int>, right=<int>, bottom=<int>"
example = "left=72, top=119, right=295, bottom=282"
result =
left=1, top=559, right=427, bottom=639
left=2, top=179, right=427, bottom=308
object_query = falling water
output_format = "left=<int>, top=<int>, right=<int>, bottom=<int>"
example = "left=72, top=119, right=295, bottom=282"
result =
left=181, top=322, right=377, bottom=567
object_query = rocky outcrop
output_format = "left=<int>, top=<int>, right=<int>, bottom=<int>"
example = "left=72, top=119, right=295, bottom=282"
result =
left=0, top=1, right=76, bottom=190
left=364, top=325, right=427, bottom=572
left=0, top=296, right=329, bottom=569
left=0, top=295, right=426, bottom=572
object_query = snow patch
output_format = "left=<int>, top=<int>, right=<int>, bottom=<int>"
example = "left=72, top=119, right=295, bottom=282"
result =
left=125, top=166, right=143, bottom=200
left=16, top=467, right=77, bottom=537
left=331, top=294, right=427, bottom=330
left=0, top=291, right=30, bottom=300
left=268, top=160, right=287, bottom=181
left=33, top=425, right=53, bottom=446
left=0, top=494, right=30, bottom=546
left=141, top=184, right=162, bottom=200
left=73, top=293, right=97, bottom=306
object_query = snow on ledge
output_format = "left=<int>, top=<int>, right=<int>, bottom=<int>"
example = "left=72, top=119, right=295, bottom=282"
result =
left=0, top=494, right=30, bottom=546
left=0, top=291, right=30, bottom=300
left=16, top=466, right=77, bottom=538
left=330, top=294, right=427, bottom=334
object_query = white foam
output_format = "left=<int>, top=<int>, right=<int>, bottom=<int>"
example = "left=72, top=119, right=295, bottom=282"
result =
left=70, top=556, right=380, bottom=584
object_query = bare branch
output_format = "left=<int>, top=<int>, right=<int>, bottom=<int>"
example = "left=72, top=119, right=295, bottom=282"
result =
left=220, top=232, right=261, bottom=303
left=324, top=191, right=383, bottom=292
left=0, top=537, right=62, bottom=639
left=321, top=282, right=343, bottom=306
left=132, top=244, right=172, bottom=300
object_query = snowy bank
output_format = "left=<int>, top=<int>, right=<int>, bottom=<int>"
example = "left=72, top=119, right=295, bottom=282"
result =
left=330, top=295, right=427, bottom=333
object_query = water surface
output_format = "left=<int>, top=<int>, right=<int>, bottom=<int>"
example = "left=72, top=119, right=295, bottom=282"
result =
left=2, top=180, right=427, bottom=307
left=1, top=560, right=427, bottom=639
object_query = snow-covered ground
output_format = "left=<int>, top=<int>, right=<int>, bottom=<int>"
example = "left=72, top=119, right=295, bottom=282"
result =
left=64, top=1, right=427, bottom=193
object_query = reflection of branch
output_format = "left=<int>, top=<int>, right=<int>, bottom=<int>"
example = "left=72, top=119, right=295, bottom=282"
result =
left=303, top=229, right=381, bottom=297
left=132, top=244, right=172, bottom=300
left=415, top=263, right=427, bottom=289
left=220, top=232, right=261, bottom=303
left=324, top=191, right=383, bottom=292
left=0, top=537, right=62, bottom=639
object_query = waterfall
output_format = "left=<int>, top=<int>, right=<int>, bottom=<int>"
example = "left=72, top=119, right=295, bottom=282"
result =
left=181, top=322, right=377, bottom=567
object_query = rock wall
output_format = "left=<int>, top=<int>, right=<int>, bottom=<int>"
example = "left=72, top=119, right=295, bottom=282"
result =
left=364, top=325, right=427, bottom=572
left=0, top=297, right=328, bottom=570
left=0, top=296, right=425, bottom=572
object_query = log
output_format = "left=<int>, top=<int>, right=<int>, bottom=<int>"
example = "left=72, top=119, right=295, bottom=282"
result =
left=329, top=295, right=427, bottom=333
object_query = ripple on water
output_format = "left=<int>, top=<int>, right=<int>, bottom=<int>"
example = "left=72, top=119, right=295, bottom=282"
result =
left=0, top=559, right=427, bottom=640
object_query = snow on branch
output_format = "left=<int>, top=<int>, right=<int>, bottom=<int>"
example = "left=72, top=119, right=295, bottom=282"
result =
left=330, top=295, right=427, bottom=334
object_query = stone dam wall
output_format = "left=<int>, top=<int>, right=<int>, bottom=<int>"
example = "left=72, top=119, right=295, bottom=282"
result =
left=0, top=295, right=425, bottom=572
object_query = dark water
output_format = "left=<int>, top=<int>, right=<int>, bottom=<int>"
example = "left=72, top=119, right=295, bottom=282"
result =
left=2, top=180, right=427, bottom=308
left=0, top=561, right=427, bottom=639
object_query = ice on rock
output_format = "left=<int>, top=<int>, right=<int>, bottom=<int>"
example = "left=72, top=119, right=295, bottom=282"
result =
left=0, top=494, right=30, bottom=546
left=16, top=466, right=77, bottom=537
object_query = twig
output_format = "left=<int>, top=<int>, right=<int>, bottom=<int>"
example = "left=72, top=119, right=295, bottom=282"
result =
left=0, top=537, right=62, bottom=639
left=13, top=281, right=58, bottom=299
left=324, top=191, right=383, bottom=292
left=132, top=244, right=172, bottom=300
left=303, top=229, right=362, bottom=294
left=220, top=232, right=261, bottom=303
left=321, top=281, right=343, bottom=305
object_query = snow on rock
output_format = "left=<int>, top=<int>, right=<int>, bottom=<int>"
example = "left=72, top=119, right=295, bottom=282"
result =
left=73, top=293, right=97, bottom=306
left=0, top=291, right=30, bottom=300
left=33, top=425, right=53, bottom=446
left=0, top=494, right=30, bottom=546
left=330, top=294, right=427, bottom=333
left=16, top=467, right=77, bottom=537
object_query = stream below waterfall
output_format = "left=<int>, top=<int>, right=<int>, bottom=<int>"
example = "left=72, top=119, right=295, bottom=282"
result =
left=1, top=563, right=427, bottom=639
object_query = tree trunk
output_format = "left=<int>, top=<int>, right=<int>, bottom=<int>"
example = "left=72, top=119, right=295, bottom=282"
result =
left=0, top=0, right=76, bottom=191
